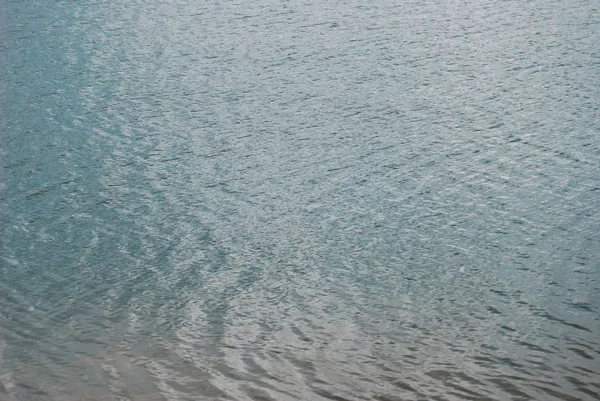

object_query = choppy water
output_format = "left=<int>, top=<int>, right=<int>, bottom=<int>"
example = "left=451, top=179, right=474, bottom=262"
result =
left=1, top=0, right=599, bottom=399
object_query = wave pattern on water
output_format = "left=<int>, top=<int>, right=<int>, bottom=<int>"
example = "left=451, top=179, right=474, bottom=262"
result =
left=1, top=0, right=599, bottom=399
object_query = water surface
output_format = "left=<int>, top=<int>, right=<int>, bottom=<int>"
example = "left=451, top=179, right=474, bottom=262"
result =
left=1, top=0, right=599, bottom=400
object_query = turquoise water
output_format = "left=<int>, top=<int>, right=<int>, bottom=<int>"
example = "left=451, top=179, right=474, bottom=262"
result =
left=1, top=0, right=599, bottom=399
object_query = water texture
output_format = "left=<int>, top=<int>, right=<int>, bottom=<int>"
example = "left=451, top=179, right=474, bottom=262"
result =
left=1, top=0, right=599, bottom=399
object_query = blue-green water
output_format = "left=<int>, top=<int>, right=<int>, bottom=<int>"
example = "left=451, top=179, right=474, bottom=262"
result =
left=1, top=0, right=599, bottom=399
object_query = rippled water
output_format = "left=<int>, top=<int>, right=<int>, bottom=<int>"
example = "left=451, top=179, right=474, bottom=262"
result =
left=1, top=0, right=599, bottom=399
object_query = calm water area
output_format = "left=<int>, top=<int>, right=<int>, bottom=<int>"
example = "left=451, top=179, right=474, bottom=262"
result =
left=1, top=0, right=599, bottom=399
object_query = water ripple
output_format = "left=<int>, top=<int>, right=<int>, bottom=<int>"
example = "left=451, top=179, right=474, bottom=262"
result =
left=1, top=0, right=600, bottom=399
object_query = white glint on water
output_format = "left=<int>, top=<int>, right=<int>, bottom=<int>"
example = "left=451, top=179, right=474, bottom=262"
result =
left=3, top=258, right=18, bottom=266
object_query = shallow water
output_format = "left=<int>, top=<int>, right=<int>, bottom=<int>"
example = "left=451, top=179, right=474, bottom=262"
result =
left=1, top=0, right=599, bottom=399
